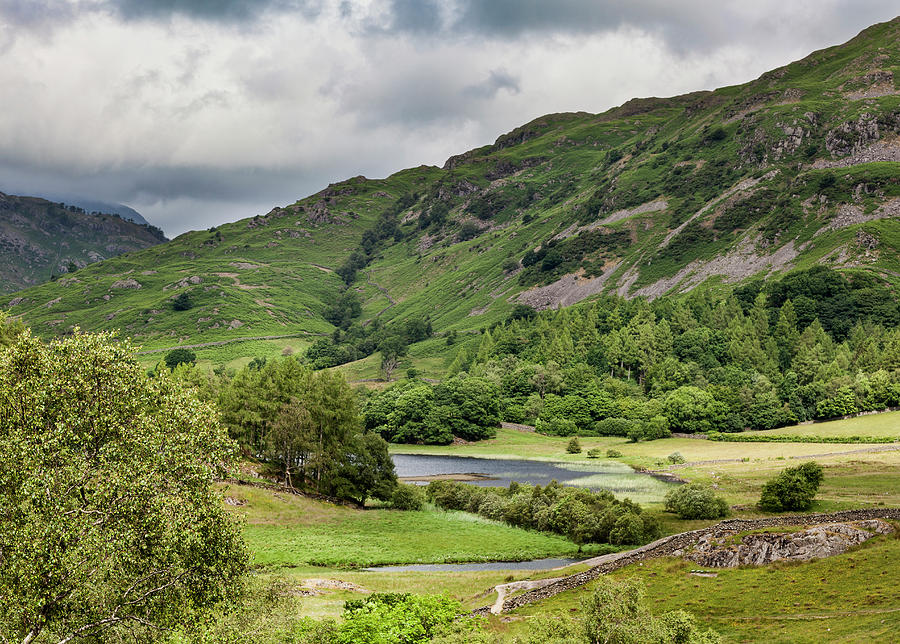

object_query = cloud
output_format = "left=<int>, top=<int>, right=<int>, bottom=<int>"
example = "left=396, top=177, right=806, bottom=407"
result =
left=0, top=1, right=897, bottom=237
left=105, top=0, right=321, bottom=24
left=380, top=0, right=900, bottom=53
left=463, top=69, right=520, bottom=99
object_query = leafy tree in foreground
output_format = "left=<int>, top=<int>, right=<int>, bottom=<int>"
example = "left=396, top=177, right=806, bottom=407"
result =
left=0, top=331, right=247, bottom=644
left=516, top=577, right=720, bottom=644
left=758, top=461, right=824, bottom=512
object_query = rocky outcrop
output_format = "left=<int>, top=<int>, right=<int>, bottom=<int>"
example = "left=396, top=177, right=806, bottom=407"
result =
left=473, top=508, right=900, bottom=616
left=679, top=519, right=893, bottom=568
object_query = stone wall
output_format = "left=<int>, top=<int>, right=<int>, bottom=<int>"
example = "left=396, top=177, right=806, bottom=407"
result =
left=473, top=508, right=900, bottom=615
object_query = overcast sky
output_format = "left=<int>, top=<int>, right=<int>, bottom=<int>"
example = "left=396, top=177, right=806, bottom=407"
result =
left=0, top=1, right=897, bottom=236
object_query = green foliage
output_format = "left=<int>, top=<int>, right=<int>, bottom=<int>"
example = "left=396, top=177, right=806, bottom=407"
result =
left=518, top=577, right=721, bottom=644
left=364, top=375, right=500, bottom=443
left=391, top=483, right=426, bottom=511
left=667, top=451, right=686, bottom=464
left=338, top=593, right=463, bottom=644
left=566, top=436, right=582, bottom=453
left=587, top=447, right=604, bottom=458
left=664, top=484, right=730, bottom=519
left=758, top=461, right=824, bottom=512
left=0, top=331, right=247, bottom=643
left=165, top=346, right=197, bottom=369
left=220, top=357, right=397, bottom=504
left=426, top=480, right=660, bottom=546
left=607, top=449, right=623, bottom=458
left=172, top=291, right=194, bottom=311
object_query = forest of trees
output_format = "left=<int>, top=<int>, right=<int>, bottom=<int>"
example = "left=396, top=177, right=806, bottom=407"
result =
left=363, top=267, right=900, bottom=443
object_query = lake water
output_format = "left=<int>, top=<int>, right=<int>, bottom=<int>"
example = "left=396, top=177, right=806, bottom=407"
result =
left=391, top=453, right=675, bottom=503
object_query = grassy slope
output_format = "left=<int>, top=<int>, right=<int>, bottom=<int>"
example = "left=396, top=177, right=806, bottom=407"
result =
left=501, top=529, right=900, bottom=643
left=0, top=193, right=166, bottom=293
left=4, top=18, right=900, bottom=366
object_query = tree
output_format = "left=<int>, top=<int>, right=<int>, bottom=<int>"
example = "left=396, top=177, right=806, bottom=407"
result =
left=664, top=484, right=730, bottom=519
left=758, top=461, right=824, bottom=512
left=220, top=358, right=396, bottom=502
left=0, top=331, right=247, bottom=643
left=433, top=375, right=501, bottom=441
left=165, top=347, right=197, bottom=369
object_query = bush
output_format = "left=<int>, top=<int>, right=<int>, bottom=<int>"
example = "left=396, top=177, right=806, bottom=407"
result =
left=593, top=417, right=637, bottom=437
left=758, top=461, right=824, bottom=512
left=587, top=447, right=603, bottom=459
left=164, top=347, right=196, bottom=369
left=667, top=452, right=686, bottom=464
left=566, top=437, right=582, bottom=454
left=172, top=291, right=193, bottom=311
left=535, top=417, right=578, bottom=436
left=664, top=484, right=730, bottom=519
left=606, top=449, right=623, bottom=458
left=391, top=484, right=425, bottom=511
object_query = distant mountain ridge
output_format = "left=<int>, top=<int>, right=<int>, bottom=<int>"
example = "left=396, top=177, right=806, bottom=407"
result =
left=2, top=17, right=899, bottom=355
left=4, top=191, right=150, bottom=225
left=0, top=192, right=167, bottom=294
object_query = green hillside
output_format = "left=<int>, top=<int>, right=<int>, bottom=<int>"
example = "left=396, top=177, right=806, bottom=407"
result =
left=0, top=192, right=166, bottom=294
left=4, top=17, right=900, bottom=361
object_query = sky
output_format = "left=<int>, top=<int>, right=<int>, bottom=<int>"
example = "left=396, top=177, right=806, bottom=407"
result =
left=0, top=1, right=897, bottom=237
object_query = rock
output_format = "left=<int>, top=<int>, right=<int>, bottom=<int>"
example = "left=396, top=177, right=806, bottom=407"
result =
left=682, top=520, right=893, bottom=568
left=110, top=278, right=141, bottom=289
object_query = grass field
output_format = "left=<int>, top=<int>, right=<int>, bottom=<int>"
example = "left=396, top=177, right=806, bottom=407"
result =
left=224, top=484, right=606, bottom=569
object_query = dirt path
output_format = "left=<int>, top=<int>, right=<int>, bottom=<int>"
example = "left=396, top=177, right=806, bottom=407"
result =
left=491, top=578, right=564, bottom=614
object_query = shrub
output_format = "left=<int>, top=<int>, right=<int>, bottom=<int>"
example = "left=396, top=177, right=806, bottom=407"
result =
left=391, top=484, right=425, bottom=511
left=340, top=593, right=462, bottom=644
left=664, top=484, right=730, bottom=519
left=535, top=417, right=578, bottom=436
left=667, top=452, right=686, bottom=464
left=758, top=461, right=824, bottom=512
left=172, top=291, right=193, bottom=311
left=606, top=449, right=623, bottom=458
left=593, top=417, right=636, bottom=437
left=587, top=447, right=603, bottom=459
left=566, top=437, right=582, bottom=454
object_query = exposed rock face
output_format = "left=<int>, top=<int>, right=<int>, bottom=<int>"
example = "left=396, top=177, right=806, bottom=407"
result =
left=679, top=520, right=893, bottom=568
left=110, top=278, right=141, bottom=289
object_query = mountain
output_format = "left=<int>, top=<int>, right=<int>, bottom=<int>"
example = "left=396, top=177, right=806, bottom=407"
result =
left=0, top=192, right=167, bottom=294
left=2, top=17, right=899, bottom=358
left=52, top=197, right=149, bottom=226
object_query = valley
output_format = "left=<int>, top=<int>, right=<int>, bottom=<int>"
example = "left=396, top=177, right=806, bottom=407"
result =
left=2, top=14, right=900, bottom=644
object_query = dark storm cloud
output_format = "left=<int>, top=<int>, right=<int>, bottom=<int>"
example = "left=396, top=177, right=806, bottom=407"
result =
left=107, top=0, right=322, bottom=23
left=380, top=0, right=900, bottom=52
left=0, top=0, right=321, bottom=28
